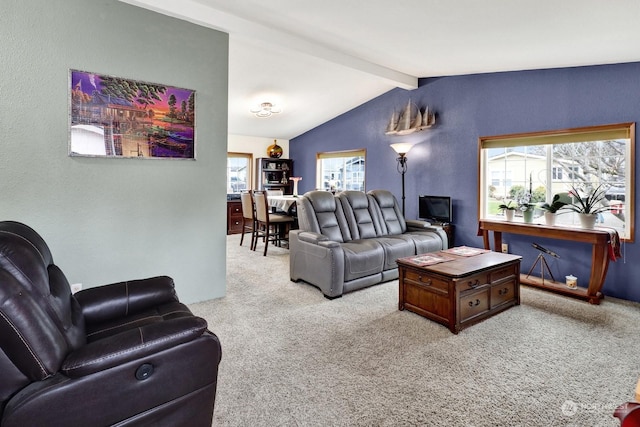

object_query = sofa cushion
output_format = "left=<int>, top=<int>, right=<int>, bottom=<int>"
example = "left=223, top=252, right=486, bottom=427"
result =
left=298, top=191, right=351, bottom=242
left=368, top=190, right=407, bottom=235
left=341, top=240, right=384, bottom=282
left=374, top=236, right=416, bottom=270
left=404, top=231, right=444, bottom=254
left=338, top=191, right=379, bottom=239
left=339, top=191, right=416, bottom=269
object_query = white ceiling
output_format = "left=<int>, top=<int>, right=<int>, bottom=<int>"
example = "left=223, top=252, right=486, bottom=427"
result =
left=122, top=0, right=640, bottom=140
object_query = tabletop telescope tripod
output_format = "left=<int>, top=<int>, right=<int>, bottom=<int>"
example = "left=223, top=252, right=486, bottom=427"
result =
left=526, top=243, right=560, bottom=284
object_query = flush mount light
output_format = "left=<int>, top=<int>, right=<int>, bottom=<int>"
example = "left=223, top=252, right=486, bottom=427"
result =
left=250, top=102, right=282, bottom=118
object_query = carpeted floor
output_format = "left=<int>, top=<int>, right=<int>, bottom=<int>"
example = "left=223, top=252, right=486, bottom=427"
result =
left=190, top=234, right=640, bottom=426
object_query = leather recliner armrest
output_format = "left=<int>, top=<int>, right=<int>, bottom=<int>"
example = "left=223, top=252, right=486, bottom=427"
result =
left=61, top=316, right=208, bottom=378
left=296, top=231, right=328, bottom=244
left=295, top=231, right=341, bottom=248
left=75, top=276, right=179, bottom=324
left=406, top=219, right=432, bottom=229
left=318, top=240, right=341, bottom=248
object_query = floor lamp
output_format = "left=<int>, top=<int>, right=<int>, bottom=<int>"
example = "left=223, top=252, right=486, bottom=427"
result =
left=390, top=142, right=415, bottom=216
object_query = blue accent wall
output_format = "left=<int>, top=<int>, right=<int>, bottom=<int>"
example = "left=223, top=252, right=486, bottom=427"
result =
left=290, top=62, right=640, bottom=302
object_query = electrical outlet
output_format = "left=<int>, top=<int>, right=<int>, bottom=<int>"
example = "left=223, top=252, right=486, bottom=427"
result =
left=501, top=243, right=508, bottom=253
left=70, top=283, right=82, bottom=294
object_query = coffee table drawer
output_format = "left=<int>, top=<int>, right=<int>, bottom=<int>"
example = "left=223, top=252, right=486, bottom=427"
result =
left=459, top=289, right=489, bottom=322
left=491, top=280, right=516, bottom=307
left=456, top=272, right=489, bottom=292
left=404, top=269, right=449, bottom=293
left=490, top=264, right=518, bottom=282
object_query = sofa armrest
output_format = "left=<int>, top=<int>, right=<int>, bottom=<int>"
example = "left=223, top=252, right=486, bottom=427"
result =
left=290, top=230, right=345, bottom=298
left=75, top=276, right=179, bottom=324
left=297, top=231, right=327, bottom=243
left=406, top=219, right=432, bottom=229
left=296, top=231, right=342, bottom=248
left=61, top=316, right=207, bottom=378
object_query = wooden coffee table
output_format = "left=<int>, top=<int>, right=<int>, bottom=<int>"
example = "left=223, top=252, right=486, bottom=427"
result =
left=397, top=249, right=522, bottom=334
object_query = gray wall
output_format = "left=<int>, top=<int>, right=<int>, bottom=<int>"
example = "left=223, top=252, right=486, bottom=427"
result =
left=0, top=0, right=229, bottom=303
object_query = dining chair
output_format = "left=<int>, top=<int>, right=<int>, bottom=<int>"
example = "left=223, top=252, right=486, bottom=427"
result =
left=266, top=190, right=284, bottom=197
left=253, top=190, right=294, bottom=256
left=239, top=191, right=256, bottom=248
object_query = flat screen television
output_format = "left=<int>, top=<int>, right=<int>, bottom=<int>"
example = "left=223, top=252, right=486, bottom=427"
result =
left=418, top=195, right=452, bottom=224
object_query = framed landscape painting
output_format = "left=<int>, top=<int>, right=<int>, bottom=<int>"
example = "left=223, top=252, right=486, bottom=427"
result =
left=69, top=70, right=196, bottom=159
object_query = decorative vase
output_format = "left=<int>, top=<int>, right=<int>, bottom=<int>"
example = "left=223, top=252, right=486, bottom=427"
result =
left=579, top=213, right=597, bottom=229
left=523, top=209, right=534, bottom=223
left=504, top=210, right=515, bottom=221
left=267, top=140, right=283, bottom=158
left=289, top=177, right=302, bottom=197
left=544, top=211, right=556, bottom=226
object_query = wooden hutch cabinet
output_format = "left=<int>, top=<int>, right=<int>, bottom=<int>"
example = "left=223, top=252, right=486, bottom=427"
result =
left=255, top=158, right=293, bottom=194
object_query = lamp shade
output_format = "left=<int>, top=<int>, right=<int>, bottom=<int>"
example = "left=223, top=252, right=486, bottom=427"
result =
left=390, top=142, right=416, bottom=155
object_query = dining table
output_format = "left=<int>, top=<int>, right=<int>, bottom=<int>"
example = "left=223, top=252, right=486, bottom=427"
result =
left=267, top=195, right=298, bottom=215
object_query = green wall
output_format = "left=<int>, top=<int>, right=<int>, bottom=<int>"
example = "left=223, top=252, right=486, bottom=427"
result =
left=0, top=0, right=229, bottom=302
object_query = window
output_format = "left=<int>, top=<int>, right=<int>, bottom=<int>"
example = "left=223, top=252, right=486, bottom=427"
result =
left=316, top=149, right=366, bottom=192
left=490, top=170, right=512, bottom=189
left=567, top=166, right=579, bottom=180
left=479, top=123, right=635, bottom=241
left=227, top=152, right=252, bottom=194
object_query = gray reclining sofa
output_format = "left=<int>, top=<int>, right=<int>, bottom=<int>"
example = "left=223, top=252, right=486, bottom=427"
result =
left=290, top=189, right=447, bottom=298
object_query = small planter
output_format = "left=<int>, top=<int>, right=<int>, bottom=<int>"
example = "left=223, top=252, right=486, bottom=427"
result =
left=504, top=210, right=515, bottom=221
left=544, top=212, right=556, bottom=226
left=579, top=213, right=597, bottom=229
left=522, top=209, right=534, bottom=223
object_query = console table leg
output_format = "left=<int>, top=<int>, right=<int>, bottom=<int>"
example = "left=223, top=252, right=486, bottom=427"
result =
left=492, top=231, right=502, bottom=253
left=588, top=243, right=609, bottom=304
left=482, top=230, right=490, bottom=250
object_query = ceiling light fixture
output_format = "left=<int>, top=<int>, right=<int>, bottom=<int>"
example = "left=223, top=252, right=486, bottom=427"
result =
left=250, top=102, right=282, bottom=118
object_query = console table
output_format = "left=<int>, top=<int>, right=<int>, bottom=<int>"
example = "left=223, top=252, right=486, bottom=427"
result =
left=478, top=219, right=613, bottom=304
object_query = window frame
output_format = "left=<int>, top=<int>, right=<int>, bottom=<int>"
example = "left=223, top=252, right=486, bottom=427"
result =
left=227, top=152, right=252, bottom=194
left=316, top=149, right=366, bottom=192
left=478, top=123, right=635, bottom=242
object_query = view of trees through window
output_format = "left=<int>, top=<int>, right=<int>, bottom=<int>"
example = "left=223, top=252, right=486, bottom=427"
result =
left=480, top=123, right=634, bottom=241
left=317, top=150, right=365, bottom=192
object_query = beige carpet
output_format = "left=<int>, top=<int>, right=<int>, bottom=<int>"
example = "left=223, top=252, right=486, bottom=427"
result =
left=191, top=234, right=640, bottom=426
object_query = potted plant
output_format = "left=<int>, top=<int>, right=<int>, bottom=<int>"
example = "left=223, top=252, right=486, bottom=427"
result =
left=538, top=194, right=568, bottom=226
left=498, top=201, right=517, bottom=221
left=519, top=202, right=535, bottom=223
left=561, top=184, right=611, bottom=229
left=516, top=173, right=535, bottom=223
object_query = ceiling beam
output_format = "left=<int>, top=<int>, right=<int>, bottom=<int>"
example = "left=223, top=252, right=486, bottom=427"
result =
left=119, top=0, right=417, bottom=90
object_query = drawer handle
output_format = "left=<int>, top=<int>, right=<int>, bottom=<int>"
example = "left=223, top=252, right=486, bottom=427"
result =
left=468, top=299, right=481, bottom=307
left=468, top=279, right=481, bottom=288
left=498, top=287, right=509, bottom=295
left=418, top=275, right=432, bottom=286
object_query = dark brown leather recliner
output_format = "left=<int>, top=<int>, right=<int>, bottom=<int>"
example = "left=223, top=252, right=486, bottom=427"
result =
left=0, top=221, right=222, bottom=426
